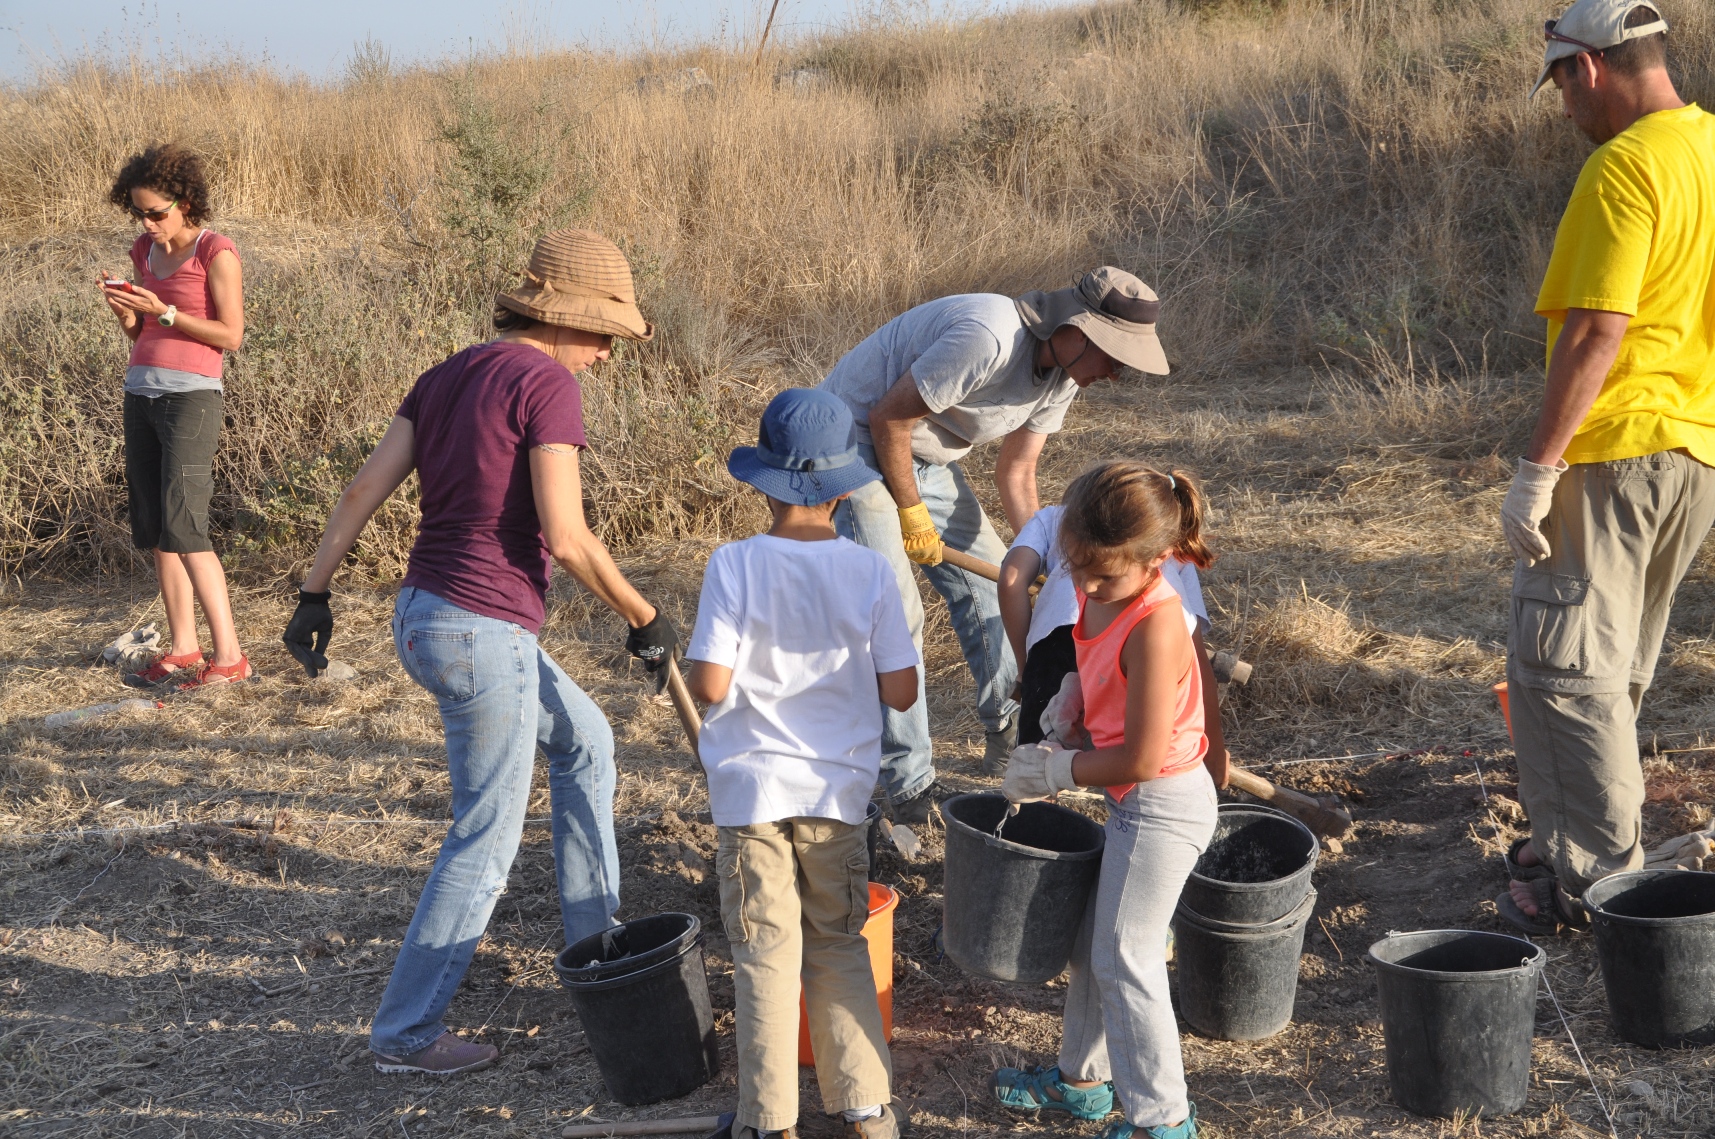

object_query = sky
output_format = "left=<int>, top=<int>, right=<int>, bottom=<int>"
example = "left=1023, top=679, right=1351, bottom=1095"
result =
left=0, top=1, right=1050, bottom=83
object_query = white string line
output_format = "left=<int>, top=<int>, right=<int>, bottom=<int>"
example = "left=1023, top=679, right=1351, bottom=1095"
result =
left=8, top=816, right=557, bottom=842
left=1259, top=739, right=1510, bottom=769
left=1542, top=969, right=1621, bottom=1139
left=1472, top=755, right=1620, bottom=1139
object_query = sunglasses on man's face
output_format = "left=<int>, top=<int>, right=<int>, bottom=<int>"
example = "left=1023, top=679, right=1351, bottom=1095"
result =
left=129, top=200, right=178, bottom=222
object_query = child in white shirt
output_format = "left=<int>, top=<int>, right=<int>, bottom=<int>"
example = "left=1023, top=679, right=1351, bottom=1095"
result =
left=686, top=388, right=919, bottom=1139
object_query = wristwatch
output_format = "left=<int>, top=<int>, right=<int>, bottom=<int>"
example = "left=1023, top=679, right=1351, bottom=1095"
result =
left=158, top=305, right=177, bottom=328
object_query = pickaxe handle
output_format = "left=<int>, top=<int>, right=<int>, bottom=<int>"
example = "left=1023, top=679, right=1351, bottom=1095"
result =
left=939, top=548, right=1252, bottom=685
left=1226, top=767, right=1353, bottom=839
left=563, top=1115, right=725, bottom=1138
left=663, top=658, right=701, bottom=754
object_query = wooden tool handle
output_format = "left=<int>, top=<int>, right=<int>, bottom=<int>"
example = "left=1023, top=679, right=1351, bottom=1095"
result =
left=940, top=546, right=1001, bottom=582
left=663, top=658, right=701, bottom=753
left=562, top=1116, right=724, bottom=1138
left=1227, top=766, right=1352, bottom=839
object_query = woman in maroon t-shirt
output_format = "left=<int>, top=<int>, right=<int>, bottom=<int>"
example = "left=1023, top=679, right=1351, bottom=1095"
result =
left=102, top=143, right=249, bottom=690
left=281, top=231, right=678, bottom=1077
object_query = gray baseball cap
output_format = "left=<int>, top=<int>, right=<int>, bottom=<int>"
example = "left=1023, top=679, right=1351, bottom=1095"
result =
left=1532, top=0, right=1669, bottom=97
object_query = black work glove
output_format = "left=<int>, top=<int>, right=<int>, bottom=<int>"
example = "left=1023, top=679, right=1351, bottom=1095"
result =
left=283, top=588, right=334, bottom=677
left=624, top=607, right=678, bottom=692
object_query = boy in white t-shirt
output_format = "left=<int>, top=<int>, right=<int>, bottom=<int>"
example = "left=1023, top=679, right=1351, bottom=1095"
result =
left=686, top=388, right=919, bottom=1139
left=1000, top=502, right=1227, bottom=784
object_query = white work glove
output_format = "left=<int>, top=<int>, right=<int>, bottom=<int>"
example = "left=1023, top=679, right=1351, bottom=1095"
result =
left=1002, top=742, right=1080, bottom=806
left=1500, top=457, right=1566, bottom=565
left=1041, top=671, right=1092, bottom=751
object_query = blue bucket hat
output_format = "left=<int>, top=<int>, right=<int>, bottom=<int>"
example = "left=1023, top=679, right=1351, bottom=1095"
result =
left=727, top=388, right=881, bottom=506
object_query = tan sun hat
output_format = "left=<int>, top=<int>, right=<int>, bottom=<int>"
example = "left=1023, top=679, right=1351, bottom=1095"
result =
left=495, top=229, right=654, bottom=341
left=1015, top=267, right=1169, bottom=376
left=1532, top=0, right=1669, bottom=97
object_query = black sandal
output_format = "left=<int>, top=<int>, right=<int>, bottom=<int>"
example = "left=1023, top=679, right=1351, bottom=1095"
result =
left=1504, top=837, right=1554, bottom=883
left=1495, top=877, right=1589, bottom=936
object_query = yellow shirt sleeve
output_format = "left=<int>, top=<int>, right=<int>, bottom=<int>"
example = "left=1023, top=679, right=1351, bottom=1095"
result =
left=1536, top=156, right=1657, bottom=323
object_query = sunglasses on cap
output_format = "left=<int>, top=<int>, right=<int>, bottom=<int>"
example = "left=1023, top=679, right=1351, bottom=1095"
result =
left=1544, top=18, right=1606, bottom=55
left=129, top=199, right=178, bottom=222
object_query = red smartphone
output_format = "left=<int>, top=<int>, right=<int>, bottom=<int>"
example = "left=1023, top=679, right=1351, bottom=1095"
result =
left=102, top=278, right=136, bottom=293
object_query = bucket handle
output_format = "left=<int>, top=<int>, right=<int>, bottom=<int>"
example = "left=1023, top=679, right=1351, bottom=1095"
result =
left=562, top=936, right=704, bottom=992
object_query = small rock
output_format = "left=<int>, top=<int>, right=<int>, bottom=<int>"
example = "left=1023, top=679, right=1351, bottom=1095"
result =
left=635, top=67, right=715, bottom=96
left=324, top=930, right=347, bottom=951
left=1321, top=836, right=1343, bottom=855
left=776, top=67, right=830, bottom=91
left=1626, top=1080, right=1654, bottom=1098
left=319, top=660, right=358, bottom=682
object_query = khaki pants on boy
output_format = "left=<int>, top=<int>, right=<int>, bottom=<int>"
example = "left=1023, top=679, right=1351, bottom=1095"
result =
left=1507, top=450, right=1715, bottom=895
left=716, top=818, right=891, bottom=1133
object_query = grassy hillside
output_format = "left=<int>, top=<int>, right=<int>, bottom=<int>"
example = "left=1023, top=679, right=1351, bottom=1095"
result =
left=5, top=0, right=1711, bottom=576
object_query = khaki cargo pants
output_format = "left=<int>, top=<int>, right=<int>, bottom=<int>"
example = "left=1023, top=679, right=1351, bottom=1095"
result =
left=1507, top=450, right=1715, bottom=895
left=716, top=818, right=891, bottom=1133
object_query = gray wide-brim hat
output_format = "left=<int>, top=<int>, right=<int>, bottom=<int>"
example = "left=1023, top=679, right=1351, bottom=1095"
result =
left=1015, top=266, right=1169, bottom=376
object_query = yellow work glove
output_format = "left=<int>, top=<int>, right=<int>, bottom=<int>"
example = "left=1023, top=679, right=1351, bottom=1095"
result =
left=898, top=502, right=943, bottom=566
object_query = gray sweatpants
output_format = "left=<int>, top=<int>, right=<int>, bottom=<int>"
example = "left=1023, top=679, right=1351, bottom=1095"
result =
left=1058, top=766, right=1218, bottom=1127
left=1507, top=450, right=1715, bottom=895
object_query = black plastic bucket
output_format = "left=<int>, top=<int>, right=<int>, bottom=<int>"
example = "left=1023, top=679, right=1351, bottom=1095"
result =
left=1366, top=929, right=1545, bottom=1117
left=1182, top=804, right=1318, bottom=925
left=939, top=793, right=1104, bottom=983
left=1583, top=869, right=1715, bottom=1048
left=553, top=913, right=719, bottom=1104
left=1172, top=887, right=1315, bottom=1040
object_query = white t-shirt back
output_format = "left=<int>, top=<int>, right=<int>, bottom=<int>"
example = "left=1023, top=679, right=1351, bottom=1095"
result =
left=687, top=534, right=920, bottom=827
left=1011, top=504, right=1209, bottom=652
left=818, top=294, right=1081, bottom=466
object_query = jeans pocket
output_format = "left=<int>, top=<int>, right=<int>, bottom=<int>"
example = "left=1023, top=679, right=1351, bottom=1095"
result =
left=716, top=840, right=747, bottom=945
left=399, top=628, right=477, bottom=702
left=845, top=849, right=871, bottom=935
left=1512, top=571, right=1590, bottom=673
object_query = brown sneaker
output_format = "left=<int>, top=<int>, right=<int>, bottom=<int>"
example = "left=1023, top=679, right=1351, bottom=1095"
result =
left=843, top=1104, right=906, bottom=1139
left=371, top=1033, right=498, bottom=1076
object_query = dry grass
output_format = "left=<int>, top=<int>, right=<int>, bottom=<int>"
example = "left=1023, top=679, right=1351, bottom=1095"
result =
left=6, top=0, right=1715, bottom=1135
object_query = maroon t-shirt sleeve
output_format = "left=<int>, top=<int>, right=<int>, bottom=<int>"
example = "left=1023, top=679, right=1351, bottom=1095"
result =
left=197, top=231, right=240, bottom=267
left=520, top=358, right=588, bottom=449
left=397, top=360, right=440, bottom=423
left=128, top=236, right=150, bottom=277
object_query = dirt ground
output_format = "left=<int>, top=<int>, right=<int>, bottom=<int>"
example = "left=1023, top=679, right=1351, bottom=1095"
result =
left=5, top=368, right=1715, bottom=1137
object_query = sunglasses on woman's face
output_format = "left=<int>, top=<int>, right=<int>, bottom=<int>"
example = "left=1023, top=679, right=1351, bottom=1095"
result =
left=130, top=200, right=178, bottom=222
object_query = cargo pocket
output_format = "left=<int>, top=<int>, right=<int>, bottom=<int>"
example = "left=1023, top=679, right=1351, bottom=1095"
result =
left=716, top=840, right=747, bottom=945
left=1512, top=571, right=1590, bottom=673
left=180, top=463, right=213, bottom=532
left=845, top=848, right=871, bottom=935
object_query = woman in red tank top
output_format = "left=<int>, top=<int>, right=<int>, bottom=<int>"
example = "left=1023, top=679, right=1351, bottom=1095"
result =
left=101, top=143, right=249, bottom=690
left=993, top=461, right=1226, bottom=1139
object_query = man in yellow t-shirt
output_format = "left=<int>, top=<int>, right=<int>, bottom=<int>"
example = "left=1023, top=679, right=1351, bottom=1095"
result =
left=1498, top=0, right=1715, bottom=935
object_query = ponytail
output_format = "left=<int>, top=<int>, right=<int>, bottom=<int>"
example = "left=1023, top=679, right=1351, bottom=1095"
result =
left=1167, top=469, right=1214, bottom=569
left=1061, top=460, right=1217, bottom=573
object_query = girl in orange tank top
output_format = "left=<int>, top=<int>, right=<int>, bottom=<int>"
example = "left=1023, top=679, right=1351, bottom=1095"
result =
left=992, top=461, right=1226, bottom=1139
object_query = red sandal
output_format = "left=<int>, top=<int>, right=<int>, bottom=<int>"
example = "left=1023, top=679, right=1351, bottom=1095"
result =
left=123, top=649, right=206, bottom=689
left=171, top=655, right=253, bottom=692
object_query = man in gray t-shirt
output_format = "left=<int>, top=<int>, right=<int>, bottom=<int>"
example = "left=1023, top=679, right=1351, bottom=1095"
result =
left=819, top=267, right=1171, bottom=822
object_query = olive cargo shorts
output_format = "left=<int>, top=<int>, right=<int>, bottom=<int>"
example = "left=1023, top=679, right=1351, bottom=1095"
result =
left=124, top=390, right=224, bottom=553
left=717, top=817, right=891, bottom=1133
left=1506, top=450, right=1715, bottom=895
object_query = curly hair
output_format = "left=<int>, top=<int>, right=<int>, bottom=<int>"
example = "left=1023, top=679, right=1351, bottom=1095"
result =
left=107, top=143, right=212, bottom=225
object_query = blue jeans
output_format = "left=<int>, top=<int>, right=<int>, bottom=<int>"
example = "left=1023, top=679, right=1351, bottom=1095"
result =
left=833, top=446, right=1018, bottom=803
left=370, top=587, right=620, bottom=1056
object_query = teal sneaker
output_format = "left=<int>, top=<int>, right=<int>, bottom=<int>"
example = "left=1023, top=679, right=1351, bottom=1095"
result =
left=1099, top=1102, right=1198, bottom=1139
left=990, top=1064, right=1114, bottom=1121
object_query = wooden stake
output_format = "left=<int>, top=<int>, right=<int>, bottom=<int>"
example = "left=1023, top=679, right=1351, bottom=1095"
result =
left=753, top=0, right=783, bottom=66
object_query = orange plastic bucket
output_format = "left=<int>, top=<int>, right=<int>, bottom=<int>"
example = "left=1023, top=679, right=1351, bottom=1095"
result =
left=1493, top=681, right=1513, bottom=741
left=798, top=882, right=897, bottom=1066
